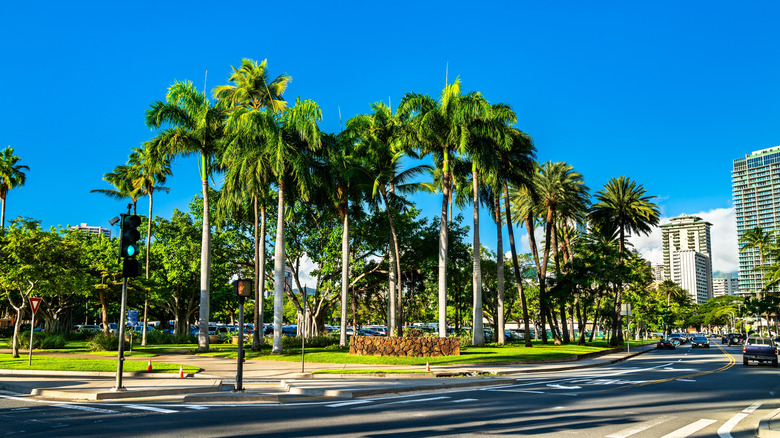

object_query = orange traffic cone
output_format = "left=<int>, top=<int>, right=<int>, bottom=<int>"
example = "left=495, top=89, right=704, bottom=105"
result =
left=426, top=361, right=430, bottom=372
left=146, top=359, right=152, bottom=372
left=178, top=364, right=184, bottom=378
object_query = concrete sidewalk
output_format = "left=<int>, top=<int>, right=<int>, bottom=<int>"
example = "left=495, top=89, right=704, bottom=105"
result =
left=0, top=344, right=655, bottom=402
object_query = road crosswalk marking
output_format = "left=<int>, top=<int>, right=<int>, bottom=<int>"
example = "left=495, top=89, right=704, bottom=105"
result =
left=660, top=419, right=716, bottom=438
left=606, top=416, right=674, bottom=437
left=717, top=402, right=761, bottom=438
left=122, top=405, right=178, bottom=414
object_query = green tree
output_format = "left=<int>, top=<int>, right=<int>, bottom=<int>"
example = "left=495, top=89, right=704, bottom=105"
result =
left=0, top=146, right=29, bottom=229
left=398, top=78, right=490, bottom=337
left=90, top=164, right=143, bottom=213
left=227, top=99, right=322, bottom=352
left=127, top=142, right=171, bottom=344
left=0, top=220, right=81, bottom=357
left=146, top=80, right=227, bottom=351
left=350, top=102, right=431, bottom=336
left=589, top=176, right=660, bottom=346
left=216, top=58, right=290, bottom=351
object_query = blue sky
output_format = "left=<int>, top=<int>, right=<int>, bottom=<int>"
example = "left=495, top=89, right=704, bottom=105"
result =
left=3, top=1, right=779, bottom=275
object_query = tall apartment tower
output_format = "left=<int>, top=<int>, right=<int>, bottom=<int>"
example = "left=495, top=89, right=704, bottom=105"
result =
left=661, top=215, right=713, bottom=304
left=733, top=146, right=780, bottom=295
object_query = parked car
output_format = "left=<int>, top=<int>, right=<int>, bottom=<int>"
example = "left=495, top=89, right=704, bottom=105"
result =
left=74, top=324, right=100, bottom=333
left=743, top=336, right=778, bottom=366
left=691, top=335, right=710, bottom=348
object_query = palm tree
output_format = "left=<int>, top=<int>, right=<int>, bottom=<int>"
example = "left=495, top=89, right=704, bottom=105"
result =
left=146, top=80, right=227, bottom=351
left=500, top=130, right=536, bottom=347
left=127, top=142, right=171, bottom=345
left=349, top=102, right=431, bottom=337
left=468, top=103, right=518, bottom=345
left=589, top=176, right=660, bottom=346
left=215, top=58, right=290, bottom=351
left=739, top=226, right=773, bottom=296
left=656, top=280, right=687, bottom=336
left=227, top=98, right=322, bottom=353
left=90, top=164, right=143, bottom=214
left=313, top=131, right=364, bottom=346
left=398, top=78, right=489, bottom=337
left=0, top=147, right=29, bottom=230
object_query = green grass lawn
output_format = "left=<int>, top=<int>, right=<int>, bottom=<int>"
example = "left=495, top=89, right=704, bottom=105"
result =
left=0, top=354, right=199, bottom=373
left=0, top=336, right=657, bottom=370
left=198, top=338, right=656, bottom=366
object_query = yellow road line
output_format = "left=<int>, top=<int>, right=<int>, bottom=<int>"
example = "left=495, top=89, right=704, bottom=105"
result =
left=605, top=344, right=735, bottom=391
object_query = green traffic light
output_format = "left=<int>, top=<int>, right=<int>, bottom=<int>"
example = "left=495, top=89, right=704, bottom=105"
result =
left=127, top=245, right=137, bottom=257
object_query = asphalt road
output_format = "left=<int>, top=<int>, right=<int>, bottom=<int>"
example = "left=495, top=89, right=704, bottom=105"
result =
left=1, top=342, right=778, bottom=437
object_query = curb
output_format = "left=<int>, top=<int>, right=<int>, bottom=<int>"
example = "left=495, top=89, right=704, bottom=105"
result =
left=29, top=380, right=223, bottom=401
left=759, top=408, right=780, bottom=438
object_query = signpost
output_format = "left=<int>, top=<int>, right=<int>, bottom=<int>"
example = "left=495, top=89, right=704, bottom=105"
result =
left=28, top=297, right=42, bottom=366
left=232, top=279, right=253, bottom=392
left=621, top=304, right=632, bottom=353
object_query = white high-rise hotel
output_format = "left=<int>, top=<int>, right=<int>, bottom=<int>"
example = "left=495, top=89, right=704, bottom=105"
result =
left=732, top=146, right=780, bottom=295
left=661, top=216, right=713, bottom=304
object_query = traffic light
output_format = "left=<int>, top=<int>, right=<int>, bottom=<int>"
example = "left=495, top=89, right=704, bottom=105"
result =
left=120, top=214, right=142, bottom=278
left=233, top=279, right=254, bottom=298
left=120, top=214, right=141, bottom=259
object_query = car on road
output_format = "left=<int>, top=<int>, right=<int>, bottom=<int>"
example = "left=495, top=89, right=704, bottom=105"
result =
left=742, top=336, right=778, bottom=366
left=691, top=335, right=710, bottom=348
left=727, top=333, right=744, bottom=346
left=669, top=333, right=683, bottom=345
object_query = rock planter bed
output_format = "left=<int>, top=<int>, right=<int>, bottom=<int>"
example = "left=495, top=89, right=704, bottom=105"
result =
left=350, top=336, right=460, bottom=357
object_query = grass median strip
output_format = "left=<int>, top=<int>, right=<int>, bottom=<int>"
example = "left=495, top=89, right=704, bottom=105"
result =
left=0, top=354, right=199, bottom=373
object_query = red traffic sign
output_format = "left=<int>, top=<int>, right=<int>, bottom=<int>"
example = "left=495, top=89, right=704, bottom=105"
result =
left=29, top=297, right=42, bottom=314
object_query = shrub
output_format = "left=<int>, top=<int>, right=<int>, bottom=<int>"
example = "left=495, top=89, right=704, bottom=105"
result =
left=87, top=333, right=130, bottom=351
left=17, top=331, right=67, bottom=349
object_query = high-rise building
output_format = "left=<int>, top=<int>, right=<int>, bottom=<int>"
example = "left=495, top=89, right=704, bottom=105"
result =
left=661, top=215, right=713, bottom=304
left=712, top=275, right=740, bottom=298
left=733, top=146, right=780, bottom=295
left=70, top=223, right=111, bottom=239
left=651, top=264, right=666, bottom=282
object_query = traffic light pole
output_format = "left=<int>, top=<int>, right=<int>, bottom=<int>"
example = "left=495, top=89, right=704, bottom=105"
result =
left=234, top=296, right=245, bottom=392
left=113, top=276, right=129, bottom=391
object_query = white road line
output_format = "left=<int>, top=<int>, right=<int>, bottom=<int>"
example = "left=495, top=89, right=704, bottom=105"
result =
left=492, top=389, right=545, bottom=394
left=183, top=405, right=209, bottom=410
left=52, top=404, right=119, bottom=414
left=355, top=396, right=450, bottom=409
left=123, top=405, right=178, bottom=414
left=717, top=403, right=761, bottom=438
left=606, top=416, right=674, bottom=437
left=326, top=400, right=370, bottom=408
left=660, top=419, right=716, bottom=438
left=546, top=384, right=582, bottom=390
left=451, top=398, right=478, bottom=403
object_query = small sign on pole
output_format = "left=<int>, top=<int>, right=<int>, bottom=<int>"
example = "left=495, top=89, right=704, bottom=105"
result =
left=29, top=297, right=42, bottom=315
left=28, top=297, right=42, bottom=366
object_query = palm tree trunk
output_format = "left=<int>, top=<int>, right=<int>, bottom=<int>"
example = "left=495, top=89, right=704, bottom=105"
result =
left=198, top=174, right=211, bottom=352
left=1, top=197, right=5, bottom=229
left=142, top=191, right=153, bottom=346
left=472, top=170, right=484, bottom=346
left=438, top=158, right=450, bottom=338
left=340, top=203, right=349, bottom=347
left=272, top=180, right=286, bottom=353
left=494, top=195, right=505, bottom=345
left=524, top=212, right=547, bottom=344
left=504, top=184, right=532, bottom=347
left=252, top=197, right=264, bottom=352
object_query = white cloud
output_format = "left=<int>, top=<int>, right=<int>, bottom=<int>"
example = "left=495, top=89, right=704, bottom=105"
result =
left=628, top=207, right=738, bottom=274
